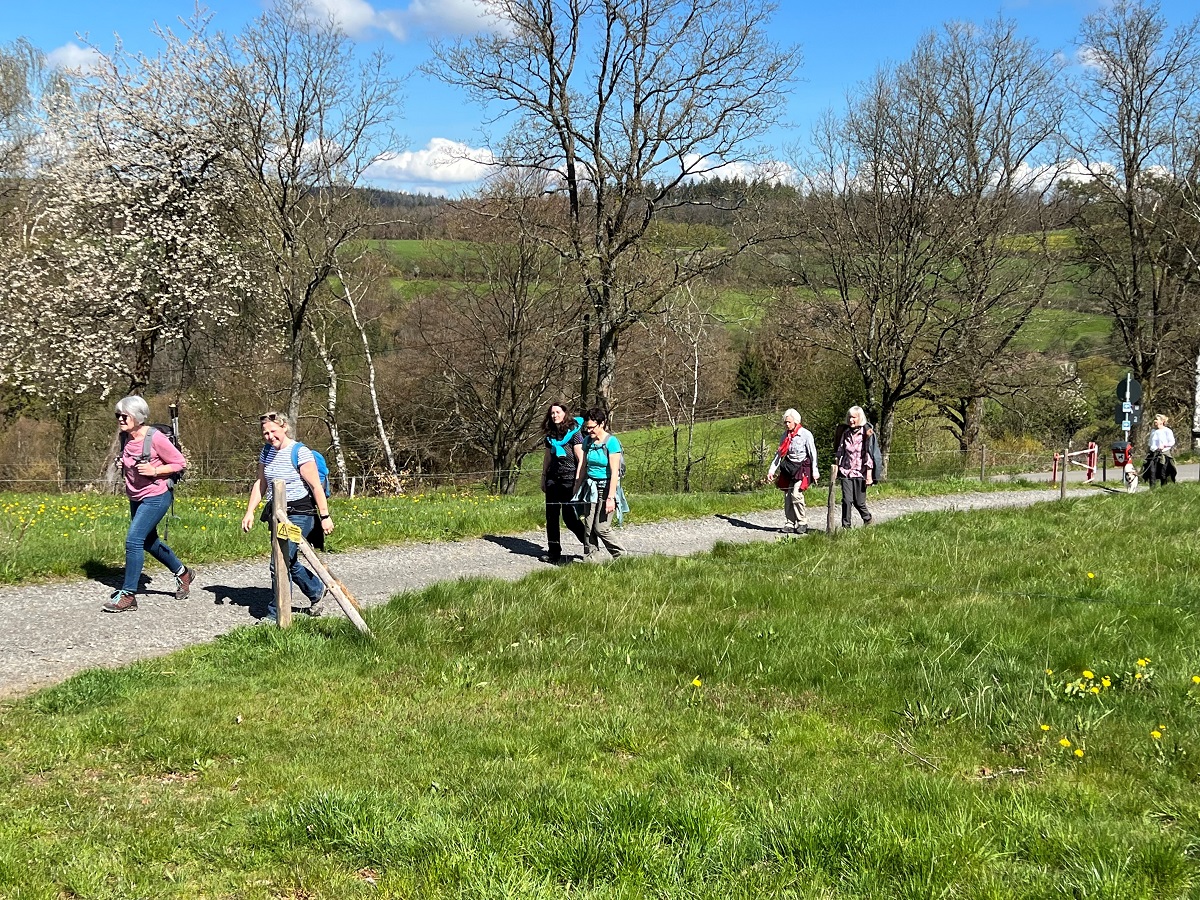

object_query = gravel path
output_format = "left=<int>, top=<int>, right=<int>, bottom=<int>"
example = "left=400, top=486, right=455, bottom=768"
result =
left=0, top=488, right=1074, bottom=699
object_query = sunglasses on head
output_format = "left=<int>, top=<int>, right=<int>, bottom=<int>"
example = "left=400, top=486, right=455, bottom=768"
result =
left=260, top=412, right=282, bottom=423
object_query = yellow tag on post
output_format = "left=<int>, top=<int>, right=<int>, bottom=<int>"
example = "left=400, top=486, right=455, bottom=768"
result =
left=278, top=522, right=304, bottom=542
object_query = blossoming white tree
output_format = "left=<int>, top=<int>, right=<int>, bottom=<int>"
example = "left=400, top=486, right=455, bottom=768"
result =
left=0, top=19, right=257, bottom=481
left=4, top=18, right=255, bottom=402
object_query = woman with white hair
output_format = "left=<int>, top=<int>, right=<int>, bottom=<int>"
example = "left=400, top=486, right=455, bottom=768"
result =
left=833, top=405, right=882, bottom=529
left=766, top=408, right=818, bottom=534
left=103, top=395, right=193, bottom=613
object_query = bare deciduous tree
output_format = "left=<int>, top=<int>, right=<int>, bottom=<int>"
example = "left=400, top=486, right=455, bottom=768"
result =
left=640, top=284, right=729, bottom=491
left=428, top=0, right=799, bottom=409
left=785, top=18, right=1064, bottom=473
left=408, top=194, right=585, bottom=493
left=331, top=253, right=401, bottom=484
left=1065, top=0, right=1200, bottom=443
left=218, top=0, right=403, bottom=437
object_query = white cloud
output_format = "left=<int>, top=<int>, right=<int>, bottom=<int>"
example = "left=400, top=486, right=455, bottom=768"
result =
left=367, top=138, right=494, bottom=191
left=679, top=153, right=794, bottom=184
left=46, top=43, right=100, bottom=73
left=1075, top=45, right=1106, bottom=72
left=388, top=0, right=496, bottom=37
left=298, top=0, right=495, bottom=40
left=304, top=0, right=381, bottom=37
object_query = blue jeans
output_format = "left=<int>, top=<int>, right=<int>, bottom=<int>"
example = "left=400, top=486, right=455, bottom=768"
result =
left=123, top=492, right=184, bottom=592
left=267, top=513, right=324, bottom=616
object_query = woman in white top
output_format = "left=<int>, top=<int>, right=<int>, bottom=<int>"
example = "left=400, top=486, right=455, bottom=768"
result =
left=1146, top=414, right=1177, bottom=487
left=241, top=412, right=334, bottom=619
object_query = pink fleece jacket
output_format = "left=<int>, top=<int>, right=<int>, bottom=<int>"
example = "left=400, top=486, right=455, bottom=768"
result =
left=121, top=430, right=186, bottom=501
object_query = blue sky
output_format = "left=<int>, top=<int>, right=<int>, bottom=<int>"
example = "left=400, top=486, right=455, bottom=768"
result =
left=5, top=0, right=1199, bottom=195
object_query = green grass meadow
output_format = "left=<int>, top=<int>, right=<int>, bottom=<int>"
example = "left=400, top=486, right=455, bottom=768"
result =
left=3, top=487, right=1200, bottom=897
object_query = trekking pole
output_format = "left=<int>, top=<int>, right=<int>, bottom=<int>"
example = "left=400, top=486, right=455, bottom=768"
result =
left=166, top=402, right=181, bottom=537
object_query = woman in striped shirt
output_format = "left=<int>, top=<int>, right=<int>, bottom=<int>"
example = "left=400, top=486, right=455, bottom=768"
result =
left=241, top=412, right=333, bottom=620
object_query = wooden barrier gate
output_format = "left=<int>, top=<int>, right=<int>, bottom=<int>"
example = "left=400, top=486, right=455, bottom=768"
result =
left=270, top=480, right=373, bottom=636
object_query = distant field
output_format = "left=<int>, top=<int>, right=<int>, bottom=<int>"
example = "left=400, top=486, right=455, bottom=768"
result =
left=614, top=414, right=776, bottom=493
left=713, top=288, right=775, bottom=325
left=369, top=239, right=459, bottom=270
left=1014, top=307, right=1113, bottom=354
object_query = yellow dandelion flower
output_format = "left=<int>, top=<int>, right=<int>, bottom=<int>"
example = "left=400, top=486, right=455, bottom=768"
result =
left=1074, top=748, right=1084, bottom=758
left=1059, top=738, right=1071, bottom=748
left=1151, top=730, right=1162, bottom=740
left=1040, top=724, right=1050, bottom=732
left=1101, top=677, right=1111, bottom=687
left=1082, top=670, right=1094, bottom=680
left=1087, top=572, right=1095, bottom=579
left=1045, top=669, right=1054, bottom=676
left=692, top=677, right=702, bottom=688
left=1089, top=686, right=1100, bottom=694
left=1135, top=672, right=1143, bottom=680
left=1192, top=675, right=1200, bottom=685
left=1159, top=724, right=1166, bottom=730
left=1137, top=658, right=1148, bottom=667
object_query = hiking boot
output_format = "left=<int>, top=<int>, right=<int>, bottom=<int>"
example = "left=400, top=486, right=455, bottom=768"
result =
left=795, top=525, right=809, bottom=536
left=174, top=567, right=194, bottom=600
left=305, top=591, right=332, bottom=617
left=102, top=591, right=138, bottom=613
left=539, top=553, right=562, bottom=564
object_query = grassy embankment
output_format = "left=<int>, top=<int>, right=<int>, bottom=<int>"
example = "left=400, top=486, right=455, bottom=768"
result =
left=2, top=486, right=1199, bottom=896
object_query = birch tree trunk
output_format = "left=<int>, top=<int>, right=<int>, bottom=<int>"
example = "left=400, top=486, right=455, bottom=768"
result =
left=334, top=261, right=398, bottom=481
left=308, top=321, right=348, bottom=494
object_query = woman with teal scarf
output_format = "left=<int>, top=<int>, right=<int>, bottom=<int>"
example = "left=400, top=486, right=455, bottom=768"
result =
left=540, top=402, right=587, bottom=563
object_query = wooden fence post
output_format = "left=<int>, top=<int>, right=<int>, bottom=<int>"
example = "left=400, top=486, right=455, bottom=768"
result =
left=1059, top=448, right=1069, bottom=501
left=271, top=480, right=291, bottom=627
left=979, top=445, right=986, bottom=483
left=826, top=464, right=838, bottom=534
left=271, top=509, right=374, bottom=638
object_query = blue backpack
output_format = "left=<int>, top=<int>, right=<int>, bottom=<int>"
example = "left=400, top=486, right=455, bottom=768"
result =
left=291, top=443, right=332, bottom=497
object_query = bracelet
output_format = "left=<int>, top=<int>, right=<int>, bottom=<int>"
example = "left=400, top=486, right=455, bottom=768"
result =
left=320, top=514, right=331, bottom=520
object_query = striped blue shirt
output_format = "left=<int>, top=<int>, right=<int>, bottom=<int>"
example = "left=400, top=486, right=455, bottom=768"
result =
left=260, top=442, right=315, bottom=503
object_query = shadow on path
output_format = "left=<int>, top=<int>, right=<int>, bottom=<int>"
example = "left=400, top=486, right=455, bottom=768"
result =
left=482, top=534, right=545, bottom=560
left=715, top=514, right=779, bottom=533
left=205, top=584, right=273, bottom=618
left=80, top=559, right=122, bottom=588
left=80, top=559, right=177, bottom=597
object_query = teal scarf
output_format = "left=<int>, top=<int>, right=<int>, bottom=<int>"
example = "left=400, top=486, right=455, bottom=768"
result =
left=547, top=418, right=583, bottom=458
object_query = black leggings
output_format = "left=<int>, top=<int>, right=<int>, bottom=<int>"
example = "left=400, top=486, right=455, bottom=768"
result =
left=545, top=480, right=586, bottom=557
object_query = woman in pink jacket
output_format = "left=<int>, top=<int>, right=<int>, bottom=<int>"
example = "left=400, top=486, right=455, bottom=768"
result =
left=103, top=396, right=193, bottom=613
